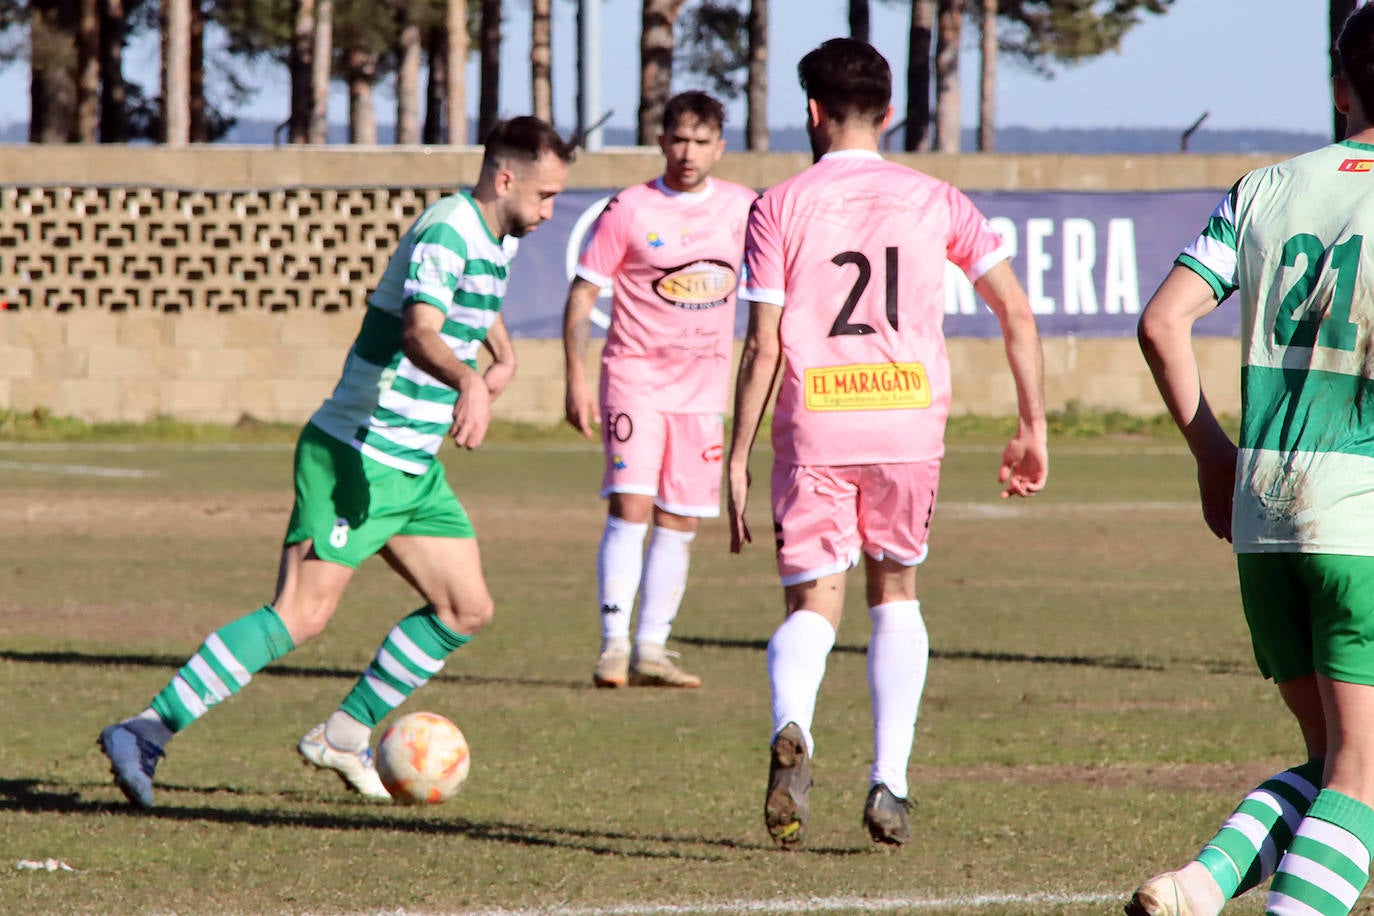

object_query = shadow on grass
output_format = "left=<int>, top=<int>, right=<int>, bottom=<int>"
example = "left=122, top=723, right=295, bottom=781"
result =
left=0, top=649, right=585, bottom=690
left=674, top=635, right=1250, bottom=674
left=0, top=777, right=866, bottom=860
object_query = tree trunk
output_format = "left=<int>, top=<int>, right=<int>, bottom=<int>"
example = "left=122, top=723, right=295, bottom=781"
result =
left=746, top=0, right=767, bottom=151
left=74, top=0, right=99, bottom=141
left=849, top=0, right=869, bottom=44
left=424, top=23, right=446, bottom=143
left=531, top=0, right=552, bottom=123
left=189, top=0, right=206, bottom=142
left=1333, top=0, right=1358, bottom=139
left=447, top=0, right=468, bottom=143
left=933, top=0, right=959, bottom=153
left=637, top=0, right=686, bottom=144
left=396, top=6, right=422, bottom=144
left=309, top=0, right=333, bottom=143
left=98, top=0, right=126, bottom=142
left=478, top=0, right=500, bottom=141
left=977, top=0, right=994, bottom=152
left=162, top=0, right=191, bottom=146
left=346, top=47, right=378, bottom=144
left=903, top=0, right=933, bottom=152
left=289, top=0, right=315, bottom=143
left=30, top=1, right=79, bottom=144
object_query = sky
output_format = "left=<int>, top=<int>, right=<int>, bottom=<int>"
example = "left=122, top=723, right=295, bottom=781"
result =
left=0, top=0, right=1336, bottom=138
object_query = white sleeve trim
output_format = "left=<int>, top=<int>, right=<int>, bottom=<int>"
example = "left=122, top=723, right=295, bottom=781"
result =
left=964, top=243, right=1014, bottom=284
left=743, top=286, right=786, bottom=306
left=575, top=265, right=613, bottom=289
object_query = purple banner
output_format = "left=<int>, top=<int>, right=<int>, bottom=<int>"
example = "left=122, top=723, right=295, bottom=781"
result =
left=500, top=187, right=1238, bottom=339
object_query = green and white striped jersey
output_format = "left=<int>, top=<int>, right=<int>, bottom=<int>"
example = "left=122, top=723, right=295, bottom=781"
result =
left=311, top=190, right=517, bottom=474
left=1180, top=139, right=1374, bottom=555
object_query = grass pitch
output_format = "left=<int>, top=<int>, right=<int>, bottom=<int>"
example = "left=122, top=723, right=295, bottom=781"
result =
left=0, top=425, right=1295, bottom=915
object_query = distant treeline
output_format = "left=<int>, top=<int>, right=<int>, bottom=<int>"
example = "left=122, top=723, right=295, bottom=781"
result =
left=0, top=120, right=1321, bottom=156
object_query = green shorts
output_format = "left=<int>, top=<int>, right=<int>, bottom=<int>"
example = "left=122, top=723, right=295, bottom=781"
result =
left=1238, top=551, right=1374, bottom=686
left=284, top=422, right=474, bottom=568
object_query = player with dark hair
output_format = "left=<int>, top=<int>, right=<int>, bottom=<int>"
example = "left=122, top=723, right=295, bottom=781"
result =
left=97, top=116, right=575, bottom=807
left=563, top=90, right=757, bottom=689
left=728, top=38, right=1047, bottom=849
left=1127, top=6, right=1374, bottom=914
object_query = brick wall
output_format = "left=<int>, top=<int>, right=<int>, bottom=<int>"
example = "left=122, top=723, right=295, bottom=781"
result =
left=1, top=146, right=1269, bottom=424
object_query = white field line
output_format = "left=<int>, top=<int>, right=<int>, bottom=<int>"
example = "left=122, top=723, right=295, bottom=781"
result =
left=0, top=458, right=161, bottom=479
left=347, top=892, right=1125, bottom=916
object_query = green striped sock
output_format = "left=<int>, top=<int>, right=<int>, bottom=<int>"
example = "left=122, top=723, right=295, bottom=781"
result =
left=338, top=606, right=470, bottom=727
left=1267, top=790, right=1374, bottom=915
left=1195, top=759, right=1322, bottom=897
left=149, top=606, right=295, bottom=732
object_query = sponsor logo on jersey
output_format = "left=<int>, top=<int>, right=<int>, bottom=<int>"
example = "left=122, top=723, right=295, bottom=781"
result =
left=803, top=362, right=932, bottom=412
left=1339, top=158, right=1374, bottom=172
left=612, top=454, right=628, bottom=470
left=700, top=443, right=723, bottom=462
left=653, top=259, right=739, bottom=310
left=646, top=231, right=665, bottom=248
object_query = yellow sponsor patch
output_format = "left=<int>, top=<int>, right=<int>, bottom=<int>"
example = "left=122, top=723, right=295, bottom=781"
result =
left=803, top=362, right=931, bottom=411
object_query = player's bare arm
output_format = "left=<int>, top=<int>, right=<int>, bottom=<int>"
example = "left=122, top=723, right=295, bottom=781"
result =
left=726, top=300, right=783, bottom=554
left=480, top=315, right=517, bottom=401
left=562, top=277, right=603, bottom=438
left=401, top=302, right=492, bottom=450
left=974, top=260, right=1049, bottom=498
left=1138, top=264, right=1236, bottom=542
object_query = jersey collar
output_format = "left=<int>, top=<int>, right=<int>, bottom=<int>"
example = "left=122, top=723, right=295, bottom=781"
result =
left=652, top=175, right=716, bottom=200
left=819, top=149, right=883, bottom=162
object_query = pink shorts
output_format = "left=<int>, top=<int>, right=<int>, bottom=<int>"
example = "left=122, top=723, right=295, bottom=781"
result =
left=770, top=460, right=941, bottom=587
left=601, top=404, right=724, bottom=518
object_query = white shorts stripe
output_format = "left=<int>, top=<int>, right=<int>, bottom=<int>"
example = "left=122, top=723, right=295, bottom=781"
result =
left=171, top=675, right=208, bottom=718
left=780, top=552, right=860, bottom=588
left=388, top=628, right=446, bottom=674
left=362, top=671, right=407, bottom=708
left=204, top=634, right=251, bottom=689
left=187, top=654, right=233, bottom=703
left=653, top=498, right=721, bottom=518
left=377, top=647, right=430, bottom=690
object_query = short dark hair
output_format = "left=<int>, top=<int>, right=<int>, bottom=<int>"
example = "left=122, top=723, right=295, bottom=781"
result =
left=1339, top=4, right=1374, bottom=122
left=480, top=116, right=576, bottom=173
left=797, top=38, right=891, bottom=126
left=662, top=90, right=726, bottom=134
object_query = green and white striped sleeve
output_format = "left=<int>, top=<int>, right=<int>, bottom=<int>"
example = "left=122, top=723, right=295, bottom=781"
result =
left=1176, top=182, right=1240, bottom=301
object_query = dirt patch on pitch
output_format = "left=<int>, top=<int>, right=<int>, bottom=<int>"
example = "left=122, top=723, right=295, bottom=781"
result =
left=911, top=760, right=1279, bottom=793
left=0, top=490, right=603, bottom=541
left=0, top=490, right=289, bottom=537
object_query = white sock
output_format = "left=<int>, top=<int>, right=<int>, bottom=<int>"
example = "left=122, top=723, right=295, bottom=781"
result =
left=597, top=515, right=647, bottom=641
left=867, top=600, right=929, bottom=800
left=767, top=609, right=836, bottom=756
left=635, top=526, right=695, bottom=645
left=126, top=707, right=174, bottom=748
left=324, top=709, right=371, bottom=753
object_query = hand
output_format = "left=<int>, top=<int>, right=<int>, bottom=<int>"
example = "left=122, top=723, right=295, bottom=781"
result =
left=1195, top=441, right=1238, bottom=542
left=483, top=361, right=515, bottom=401
left=998, top=427, right=1048, bottom=499
left=564, top=376, right=598, bottom=439
left=450, top=375, right=492, bottom=449
left=728, top=464, right=752, bottom=554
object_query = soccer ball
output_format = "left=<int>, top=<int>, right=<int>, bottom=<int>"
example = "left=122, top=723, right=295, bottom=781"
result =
left=375, top=711, right=471, bottom=805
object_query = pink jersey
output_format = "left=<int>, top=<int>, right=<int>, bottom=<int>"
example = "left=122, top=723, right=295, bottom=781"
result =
left=577, top=176, right=758, bottom=413
left=744, top=150, right=1011, bottom=466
